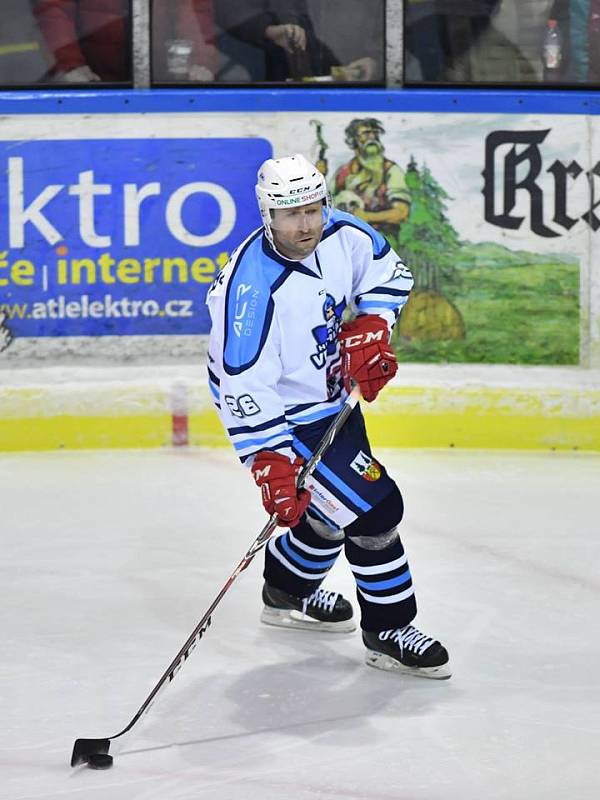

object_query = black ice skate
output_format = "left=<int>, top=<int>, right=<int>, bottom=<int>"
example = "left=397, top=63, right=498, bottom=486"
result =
left=261, top=583, right=356, bottom=633
left=363, top=625, right=451, bottom=679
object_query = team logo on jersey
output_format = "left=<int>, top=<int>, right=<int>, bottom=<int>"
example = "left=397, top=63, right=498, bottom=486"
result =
left=310, top=293, right=346, bottom=370
left=350, top=450, right=382, bottom=481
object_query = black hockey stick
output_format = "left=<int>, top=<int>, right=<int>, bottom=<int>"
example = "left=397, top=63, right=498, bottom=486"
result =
left=71, top=384, right=361, bottom=768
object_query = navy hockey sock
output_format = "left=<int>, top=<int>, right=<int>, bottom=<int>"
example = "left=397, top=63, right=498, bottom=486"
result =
left=263, top=514, right=344, bottom=598
left=345, top=532, right=417, bottom=631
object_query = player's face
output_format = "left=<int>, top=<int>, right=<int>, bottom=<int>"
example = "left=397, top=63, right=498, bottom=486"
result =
left=271, top=201, right=324, bottom=260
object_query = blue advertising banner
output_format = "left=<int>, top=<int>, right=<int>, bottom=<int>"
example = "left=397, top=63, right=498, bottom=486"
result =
left=0, top=137, right=271, bottom=337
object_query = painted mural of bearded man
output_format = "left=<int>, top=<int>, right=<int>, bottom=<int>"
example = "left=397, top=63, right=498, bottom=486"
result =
left=330, top=118, right=411, bottom=237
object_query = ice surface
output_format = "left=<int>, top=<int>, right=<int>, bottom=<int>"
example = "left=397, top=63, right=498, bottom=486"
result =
left=1, top=447, right=599, bottom=800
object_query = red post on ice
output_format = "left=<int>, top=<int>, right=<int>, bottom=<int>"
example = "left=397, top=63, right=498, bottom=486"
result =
left=171, top=381, right=189, bottom=447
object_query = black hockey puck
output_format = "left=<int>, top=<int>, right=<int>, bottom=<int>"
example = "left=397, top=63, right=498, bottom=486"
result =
left=87, top=753, right=113, bottom=770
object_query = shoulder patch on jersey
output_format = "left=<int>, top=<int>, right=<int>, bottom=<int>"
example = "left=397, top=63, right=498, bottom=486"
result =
left=223, top=235, right=288, bottom=376
left=324, top=209, right=390, bottom=259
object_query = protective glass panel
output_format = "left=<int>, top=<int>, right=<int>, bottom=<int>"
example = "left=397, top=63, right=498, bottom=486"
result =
left=151, top=0, right=219, bottom=83
left=0, top=0, right=133, bottom=87
left=152, top=0, right=385, bottom=85
left=404, top=0, right=595, bottom=86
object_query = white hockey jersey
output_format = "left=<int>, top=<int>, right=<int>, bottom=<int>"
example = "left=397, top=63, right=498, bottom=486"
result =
left=206, top=209, right=413, bottom=465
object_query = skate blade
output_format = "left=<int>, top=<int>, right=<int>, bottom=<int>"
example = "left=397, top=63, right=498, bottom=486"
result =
left=261, top=606, right=356, bottom=633
left=365, top=648, right=452, bottom=680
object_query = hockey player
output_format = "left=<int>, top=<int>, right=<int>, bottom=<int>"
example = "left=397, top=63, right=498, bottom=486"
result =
left=207, top=153, right=450, bottom=679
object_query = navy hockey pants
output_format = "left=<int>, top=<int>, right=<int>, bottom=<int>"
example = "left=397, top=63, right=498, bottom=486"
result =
left=263, top=404, right=417, bottom=631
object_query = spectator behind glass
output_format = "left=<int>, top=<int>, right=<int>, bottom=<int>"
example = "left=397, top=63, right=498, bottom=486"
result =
left=549, top=0, right=600, bottom=82
left=304, top=0, right=384, bottom=82
left=152, top=0, right=219, bottom=83
left=405, top=0, right=537, bottom=83
left=216, top=0, right=375, bottom=82
left=405, top=0, right=502, bottom=81
left=32, top=0, right=131, bottom=82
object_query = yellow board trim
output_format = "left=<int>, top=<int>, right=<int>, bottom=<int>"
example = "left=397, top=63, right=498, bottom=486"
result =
left=0, top=415, right=171, bottom=452
left=1, top=385, right=599, bottom=452
left=362, top=386, right=600, bottom=450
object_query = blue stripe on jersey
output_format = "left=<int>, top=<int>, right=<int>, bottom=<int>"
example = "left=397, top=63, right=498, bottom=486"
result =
left=207, top=365, right=221, bottom=386
left=288, top=402, right=343, bottom=426
left=228, top=414, right=287, bottom=436
left=293, top=439, right=371, bottom=513
left=356, top=299, right=405, bottom=310
left=314, top=251, right=323, bottom=277
left=323, top=209, right=390, bottom=258
left=262, top=237, right=322, bottom=277
left=359, top=287, right=411, bottom=297
left=223, top=233, right=290, bottom=376
left=239, top=439, right=292, bottom=464
left=374, top=242, right=392, bottom=260
left=287, top=396, right=344, bottom=415
left=286, top=400, right=315, bottom=415
left=233, top=431, right=293, bottom=452
left=208, top=381, right=219, bottom=401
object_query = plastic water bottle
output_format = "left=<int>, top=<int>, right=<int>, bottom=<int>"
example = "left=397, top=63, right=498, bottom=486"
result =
left=543, top=19, right=562, bottom=77
left=166, top=40, right=193, bottom=80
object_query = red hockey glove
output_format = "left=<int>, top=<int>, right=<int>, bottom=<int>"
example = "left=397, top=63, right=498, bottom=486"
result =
left=251, top=451, right=311, bottom=528
left=339, top=315, right=397, bottom=402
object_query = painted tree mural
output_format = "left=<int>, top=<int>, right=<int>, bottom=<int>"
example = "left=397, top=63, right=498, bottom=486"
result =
left=393, top=158, right=465, bottom=342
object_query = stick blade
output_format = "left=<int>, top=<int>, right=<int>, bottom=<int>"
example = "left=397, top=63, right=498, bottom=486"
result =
left=71, top=737, right=111, bottom=767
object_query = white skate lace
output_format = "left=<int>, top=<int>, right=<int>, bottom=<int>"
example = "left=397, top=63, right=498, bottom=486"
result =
left=380, top=626, right=434, bottom=656
left=303, top=588, right=339, bottom=614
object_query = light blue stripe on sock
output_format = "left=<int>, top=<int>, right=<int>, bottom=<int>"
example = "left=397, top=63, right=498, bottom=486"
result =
left=355, top=570, right=412, bottom=591
left=280, top=534, right=338, bottom=570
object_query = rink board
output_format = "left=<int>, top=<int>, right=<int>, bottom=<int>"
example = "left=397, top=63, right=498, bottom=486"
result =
left=0, top=88, right=598, bottom=370
left=1, top=89, right=599, bottom=452
left=1, top=380, right=599, bottom=452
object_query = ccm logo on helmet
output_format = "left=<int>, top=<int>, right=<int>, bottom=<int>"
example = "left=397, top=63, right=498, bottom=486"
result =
left=343, top=330, right=385, bottom=348
left=289, top=185, right=311, bottom=194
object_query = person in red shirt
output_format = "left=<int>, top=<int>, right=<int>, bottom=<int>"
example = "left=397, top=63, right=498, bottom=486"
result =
left=32, top=0, right=131, bottom=81
left=32, top=0, right=217, bottom=83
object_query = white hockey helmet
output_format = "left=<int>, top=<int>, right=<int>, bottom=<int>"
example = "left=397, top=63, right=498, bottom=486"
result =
left=255, top=153, right=331, bottom=246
